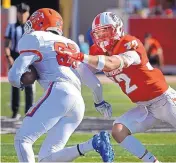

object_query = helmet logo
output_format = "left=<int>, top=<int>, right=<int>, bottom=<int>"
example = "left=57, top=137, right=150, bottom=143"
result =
left=31, top=11, right=44, bottom=21
left=109, top=13, right=118, bottom=22
left=109, top=13, right=121, bottom=26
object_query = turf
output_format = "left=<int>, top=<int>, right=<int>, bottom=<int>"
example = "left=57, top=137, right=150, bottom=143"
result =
left=1, top=133, right=176, bottom=162
left=1, top=81, right=176, bottom=162
left=1, top=82, right=176, bottom=117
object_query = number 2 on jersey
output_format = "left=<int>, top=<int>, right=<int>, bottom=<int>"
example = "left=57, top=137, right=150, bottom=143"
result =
left=54, top=42, right=77, bottom=67
left=115, top=73, right=137, bottom=94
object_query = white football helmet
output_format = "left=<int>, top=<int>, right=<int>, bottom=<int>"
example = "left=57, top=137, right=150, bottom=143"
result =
left=91, top=12, right=124, bottom=52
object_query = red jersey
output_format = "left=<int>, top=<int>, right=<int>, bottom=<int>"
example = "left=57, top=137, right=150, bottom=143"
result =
left=89, top=35, right=168, bottom=103
left=89, top=44, right=104, bottom=55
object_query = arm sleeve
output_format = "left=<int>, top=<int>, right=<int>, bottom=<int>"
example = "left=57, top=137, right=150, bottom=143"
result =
left=8, top=52, right=40, bottom=88
left=18, top=33, right=42, bottom=61
left=77, top=63, right=104, bottom=104
left=4, top=24, right=12, bottom=39
left=118, top=50, right=141, bottom=67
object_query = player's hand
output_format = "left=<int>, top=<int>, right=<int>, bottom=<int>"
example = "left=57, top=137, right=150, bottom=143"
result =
left=94, top=101, right=112, bottom=119
left=59, top=48, right=84, bottom=62
left=68, top=57, right=79, bottom=69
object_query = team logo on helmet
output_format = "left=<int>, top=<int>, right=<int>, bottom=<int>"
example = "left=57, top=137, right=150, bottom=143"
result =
left=31, top=11, right=44, bottom=21
left=109, top=13, right=118, bottom=21
left=109, top=13, right=122, bottom=26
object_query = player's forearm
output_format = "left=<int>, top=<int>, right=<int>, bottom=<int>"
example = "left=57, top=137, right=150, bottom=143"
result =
left=8, top=60, right=23, bottom=88
left=5, top=47, right=11, bottom=57
left=83, top=55, right=99, bottom=69
left=77, top=63, right=104, bottom=104
left=92, top=83, right=104, bottom=104
left=83, top=54, right=124, bottom=72
left=5, top=48, right=14, bottom=66
left=4, top=39, right=12, bottom=58
left=8, top=53, right=39, bottom=88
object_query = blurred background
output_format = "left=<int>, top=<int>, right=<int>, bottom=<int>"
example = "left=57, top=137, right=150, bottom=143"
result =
left=1, top=0, right=176, bottom=77
left=1, top=0, right=176, bottom=162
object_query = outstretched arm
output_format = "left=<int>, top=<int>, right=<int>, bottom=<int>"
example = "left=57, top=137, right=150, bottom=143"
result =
left=77, top=63, right=112, bottom=118
left=77, top=63, right=104, bottom=104
left=61, top=50, right=140, bottom=72
left=82, top=54, right=128, bottom=72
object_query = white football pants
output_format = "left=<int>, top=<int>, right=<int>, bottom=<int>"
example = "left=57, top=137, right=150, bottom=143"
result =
left=14, top=81, right=85, bottom=162
left=114, top=87, right=176, bottom=133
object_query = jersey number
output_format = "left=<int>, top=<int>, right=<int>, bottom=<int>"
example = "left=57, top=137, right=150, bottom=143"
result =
left=54, top=42, right=77, bottom=67
left=115, top=73, right=137, bottom=94
left=124, top=40, right=138, bottom=50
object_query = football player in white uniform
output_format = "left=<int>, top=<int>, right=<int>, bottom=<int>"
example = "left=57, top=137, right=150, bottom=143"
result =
left=8, top=8, right=114, bottom=162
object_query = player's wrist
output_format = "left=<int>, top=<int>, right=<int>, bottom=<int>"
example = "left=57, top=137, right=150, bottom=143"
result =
left=82, top=54, right=89, bottom=63
left=74, top=52, right=85, bottom=62
left=94, top=100, right=105, bottom=107
left=96, top=55, right=105, bottom=70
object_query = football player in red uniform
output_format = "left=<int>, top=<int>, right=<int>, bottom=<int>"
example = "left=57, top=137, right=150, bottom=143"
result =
left=60, top=12, right=176, bottom=162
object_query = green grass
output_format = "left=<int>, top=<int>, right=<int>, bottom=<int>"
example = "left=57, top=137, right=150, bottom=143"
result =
left=1, top=81, right=176, bottom=162
left=1, top=133, right=176, bottom=162
left=1, top=82, right=134, bottom=117
left=1, top=82, right=176, bottom=117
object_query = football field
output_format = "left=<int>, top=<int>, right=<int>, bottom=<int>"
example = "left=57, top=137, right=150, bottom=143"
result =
left=2, top=79, right=176, bottom=117
left=1, top=133, right=176, bottom=162
left=1, top=79, right=176, bottom=162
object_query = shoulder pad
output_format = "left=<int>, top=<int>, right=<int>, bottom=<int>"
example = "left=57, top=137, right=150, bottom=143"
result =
left=121, top=35, right=139, bottom=51
left=18, top=33, right=40, bottom=52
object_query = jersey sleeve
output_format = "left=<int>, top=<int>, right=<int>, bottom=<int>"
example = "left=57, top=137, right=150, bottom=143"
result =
left=18, top=33, right=42, bottom=62
left=121, top=35, right=140, bottom=51
left=8, top=52, right=39, bottom=88
left=4, top=24, right=12, bottom=39
left=118, top=51, right=141, bottom=66
left=77, top=63, right=104, bottom=104
left=115, top=35, right=147, bottom=62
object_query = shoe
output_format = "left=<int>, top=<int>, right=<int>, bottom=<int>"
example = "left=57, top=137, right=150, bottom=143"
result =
left=92, top=131, right=114, bottom=162
left=11, top=113, right=21, bottom=120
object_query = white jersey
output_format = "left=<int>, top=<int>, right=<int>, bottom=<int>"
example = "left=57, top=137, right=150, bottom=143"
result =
left=8, top=31, right=104, bottom=104
left=18, top=31, right=82, bottom=90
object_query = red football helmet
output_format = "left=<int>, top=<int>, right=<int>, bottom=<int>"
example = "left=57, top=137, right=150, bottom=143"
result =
left=91, top=12, right=124, bottom=52
left=24, top=8, right=63, bottom=35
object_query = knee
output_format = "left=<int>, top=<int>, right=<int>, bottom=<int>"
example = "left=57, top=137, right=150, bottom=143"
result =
left=112, top=123, right=131, bottom=143
left=14, top=129, right=34, bottom=145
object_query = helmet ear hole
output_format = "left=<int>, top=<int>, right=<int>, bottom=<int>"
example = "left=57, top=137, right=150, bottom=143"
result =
left=39, top=22, right=43, bottom=25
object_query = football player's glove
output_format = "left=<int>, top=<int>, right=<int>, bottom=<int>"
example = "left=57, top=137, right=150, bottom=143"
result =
left=94, top=101, right=112, bottom=119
